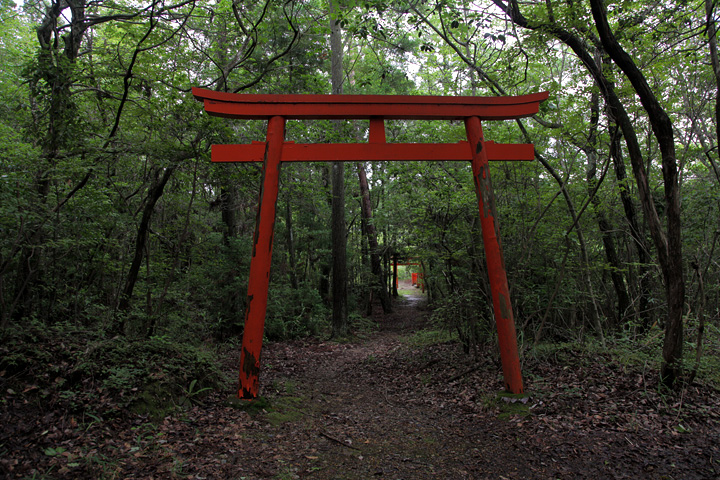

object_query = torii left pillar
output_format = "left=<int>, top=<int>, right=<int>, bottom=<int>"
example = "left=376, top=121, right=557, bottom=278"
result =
left=238, top=116, right=285, bottom=399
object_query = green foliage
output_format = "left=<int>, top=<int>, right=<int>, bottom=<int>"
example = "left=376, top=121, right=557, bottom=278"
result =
left=44, top=446, right=68, bottom=457
left=0, top=0, right=718, bottom=401
left=178, top=379, right=213, bottom=407
left=265, top=284, right=330, bottom=340
left=0, top=321, right=228, bottom=418
left=684, top=320, right=720, bottom=388
left=532, top=321, right=720, bottom=391
left=430, top=287, right=494, bottom=356
left=77, top=334, right=226, bottom=408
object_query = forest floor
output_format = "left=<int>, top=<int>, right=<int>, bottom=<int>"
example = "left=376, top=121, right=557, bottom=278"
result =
left=3, top=287, right=720, bottom=479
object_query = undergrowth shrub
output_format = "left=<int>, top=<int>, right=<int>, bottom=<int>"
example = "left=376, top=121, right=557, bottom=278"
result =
left=265, top=283, right=329, bottom=340
left=531, top=320, right=720, bottom=391
left=0, top=320, right=227, bottom=418
left=430, top=287, right=494, bottom=357
left=76, top=334, right=227, bottom=411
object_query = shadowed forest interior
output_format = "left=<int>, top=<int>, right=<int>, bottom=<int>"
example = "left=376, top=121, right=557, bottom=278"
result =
left=1, top=0, right=719, bottom=478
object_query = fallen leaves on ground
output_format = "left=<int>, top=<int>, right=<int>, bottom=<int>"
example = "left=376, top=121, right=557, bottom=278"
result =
left=2, top=296, right=719, bottom=479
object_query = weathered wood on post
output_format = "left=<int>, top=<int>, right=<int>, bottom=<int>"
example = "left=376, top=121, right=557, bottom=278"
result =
left=238, top=115, right=285, bottom=399
left=465, top=116, right=524, bottom=394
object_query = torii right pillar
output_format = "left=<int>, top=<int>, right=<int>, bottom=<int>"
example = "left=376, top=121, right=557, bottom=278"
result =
left=465, top=116, right=524, bottom=394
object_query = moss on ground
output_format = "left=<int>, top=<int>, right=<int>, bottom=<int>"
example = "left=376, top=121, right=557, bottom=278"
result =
left=227, top=380, right=311, bottom=425
left=265, top=396, right=307, bottom=425
left=482, top=392, right=532, bottom=420
left=226, top=395, right=271, bottom=413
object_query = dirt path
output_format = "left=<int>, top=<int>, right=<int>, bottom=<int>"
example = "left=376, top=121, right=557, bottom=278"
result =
left=257, top=293, right=487, bottom=479
left=180, top=293, right=540, bottom=479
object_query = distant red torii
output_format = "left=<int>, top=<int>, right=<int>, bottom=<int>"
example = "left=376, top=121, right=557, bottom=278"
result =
left=193, top=87, right=549, bottom=399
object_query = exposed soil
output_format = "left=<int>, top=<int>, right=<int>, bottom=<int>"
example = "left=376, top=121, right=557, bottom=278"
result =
left=3, top=288, right=720, bottom=479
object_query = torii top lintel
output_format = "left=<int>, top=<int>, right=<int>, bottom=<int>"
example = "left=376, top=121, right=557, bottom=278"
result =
left=192, top=87, right=549, bottom=121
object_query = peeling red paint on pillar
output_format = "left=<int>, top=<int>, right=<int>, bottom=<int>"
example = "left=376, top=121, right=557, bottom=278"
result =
left=465, top=116, right=524, bottom=394
left=237, top=115, right=285, bottom=399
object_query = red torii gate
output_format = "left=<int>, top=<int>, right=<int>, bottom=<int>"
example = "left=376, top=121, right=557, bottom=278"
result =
left=391, top=261, right=420, bottom=289
left=193, top=88, right=548, bottom=399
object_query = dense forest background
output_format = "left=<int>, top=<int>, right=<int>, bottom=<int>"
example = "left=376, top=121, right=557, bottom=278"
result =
left=1, top=0, right=719, bottom=403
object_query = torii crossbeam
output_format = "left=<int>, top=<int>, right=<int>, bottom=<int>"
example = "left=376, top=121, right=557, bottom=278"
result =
left=193, top=87, right=549, bottom=399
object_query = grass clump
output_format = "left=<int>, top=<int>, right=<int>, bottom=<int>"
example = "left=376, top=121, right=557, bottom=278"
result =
left=397, top=287, right=424, bottom=296
left=265, top=396, right=307, bottom=425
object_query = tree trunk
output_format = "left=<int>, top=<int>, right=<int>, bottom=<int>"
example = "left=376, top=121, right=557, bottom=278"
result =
left=392, top=252, right=399, bottom=298
left=318, top=166, right=332, bottom=304
left=706, top=0, right=720, bottom=154
left=331, top=160, right=348, bottom=337
left=219, top=185, right=239, bottom=243
left=148, top=158, right=201, bottom=337
left=285, top=196, right=299, bottom=290
left=11, top=1, right=84, bottom=323
left=589, top=0, right=685, bottom=387
left=329, top=0, right=348, bottom=337
left=494, top=0, right=685, bottom=387
left=116, top=164, right=177, bottom=332
left=357, top=163, right=392, bottom=313
left=359, top=212, right=373, bottom=315
left=607, top=115, right=653, bottom=330
left=587, top=86, right=631, bottom=323
left=533, top=148, right=603, bottom=338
